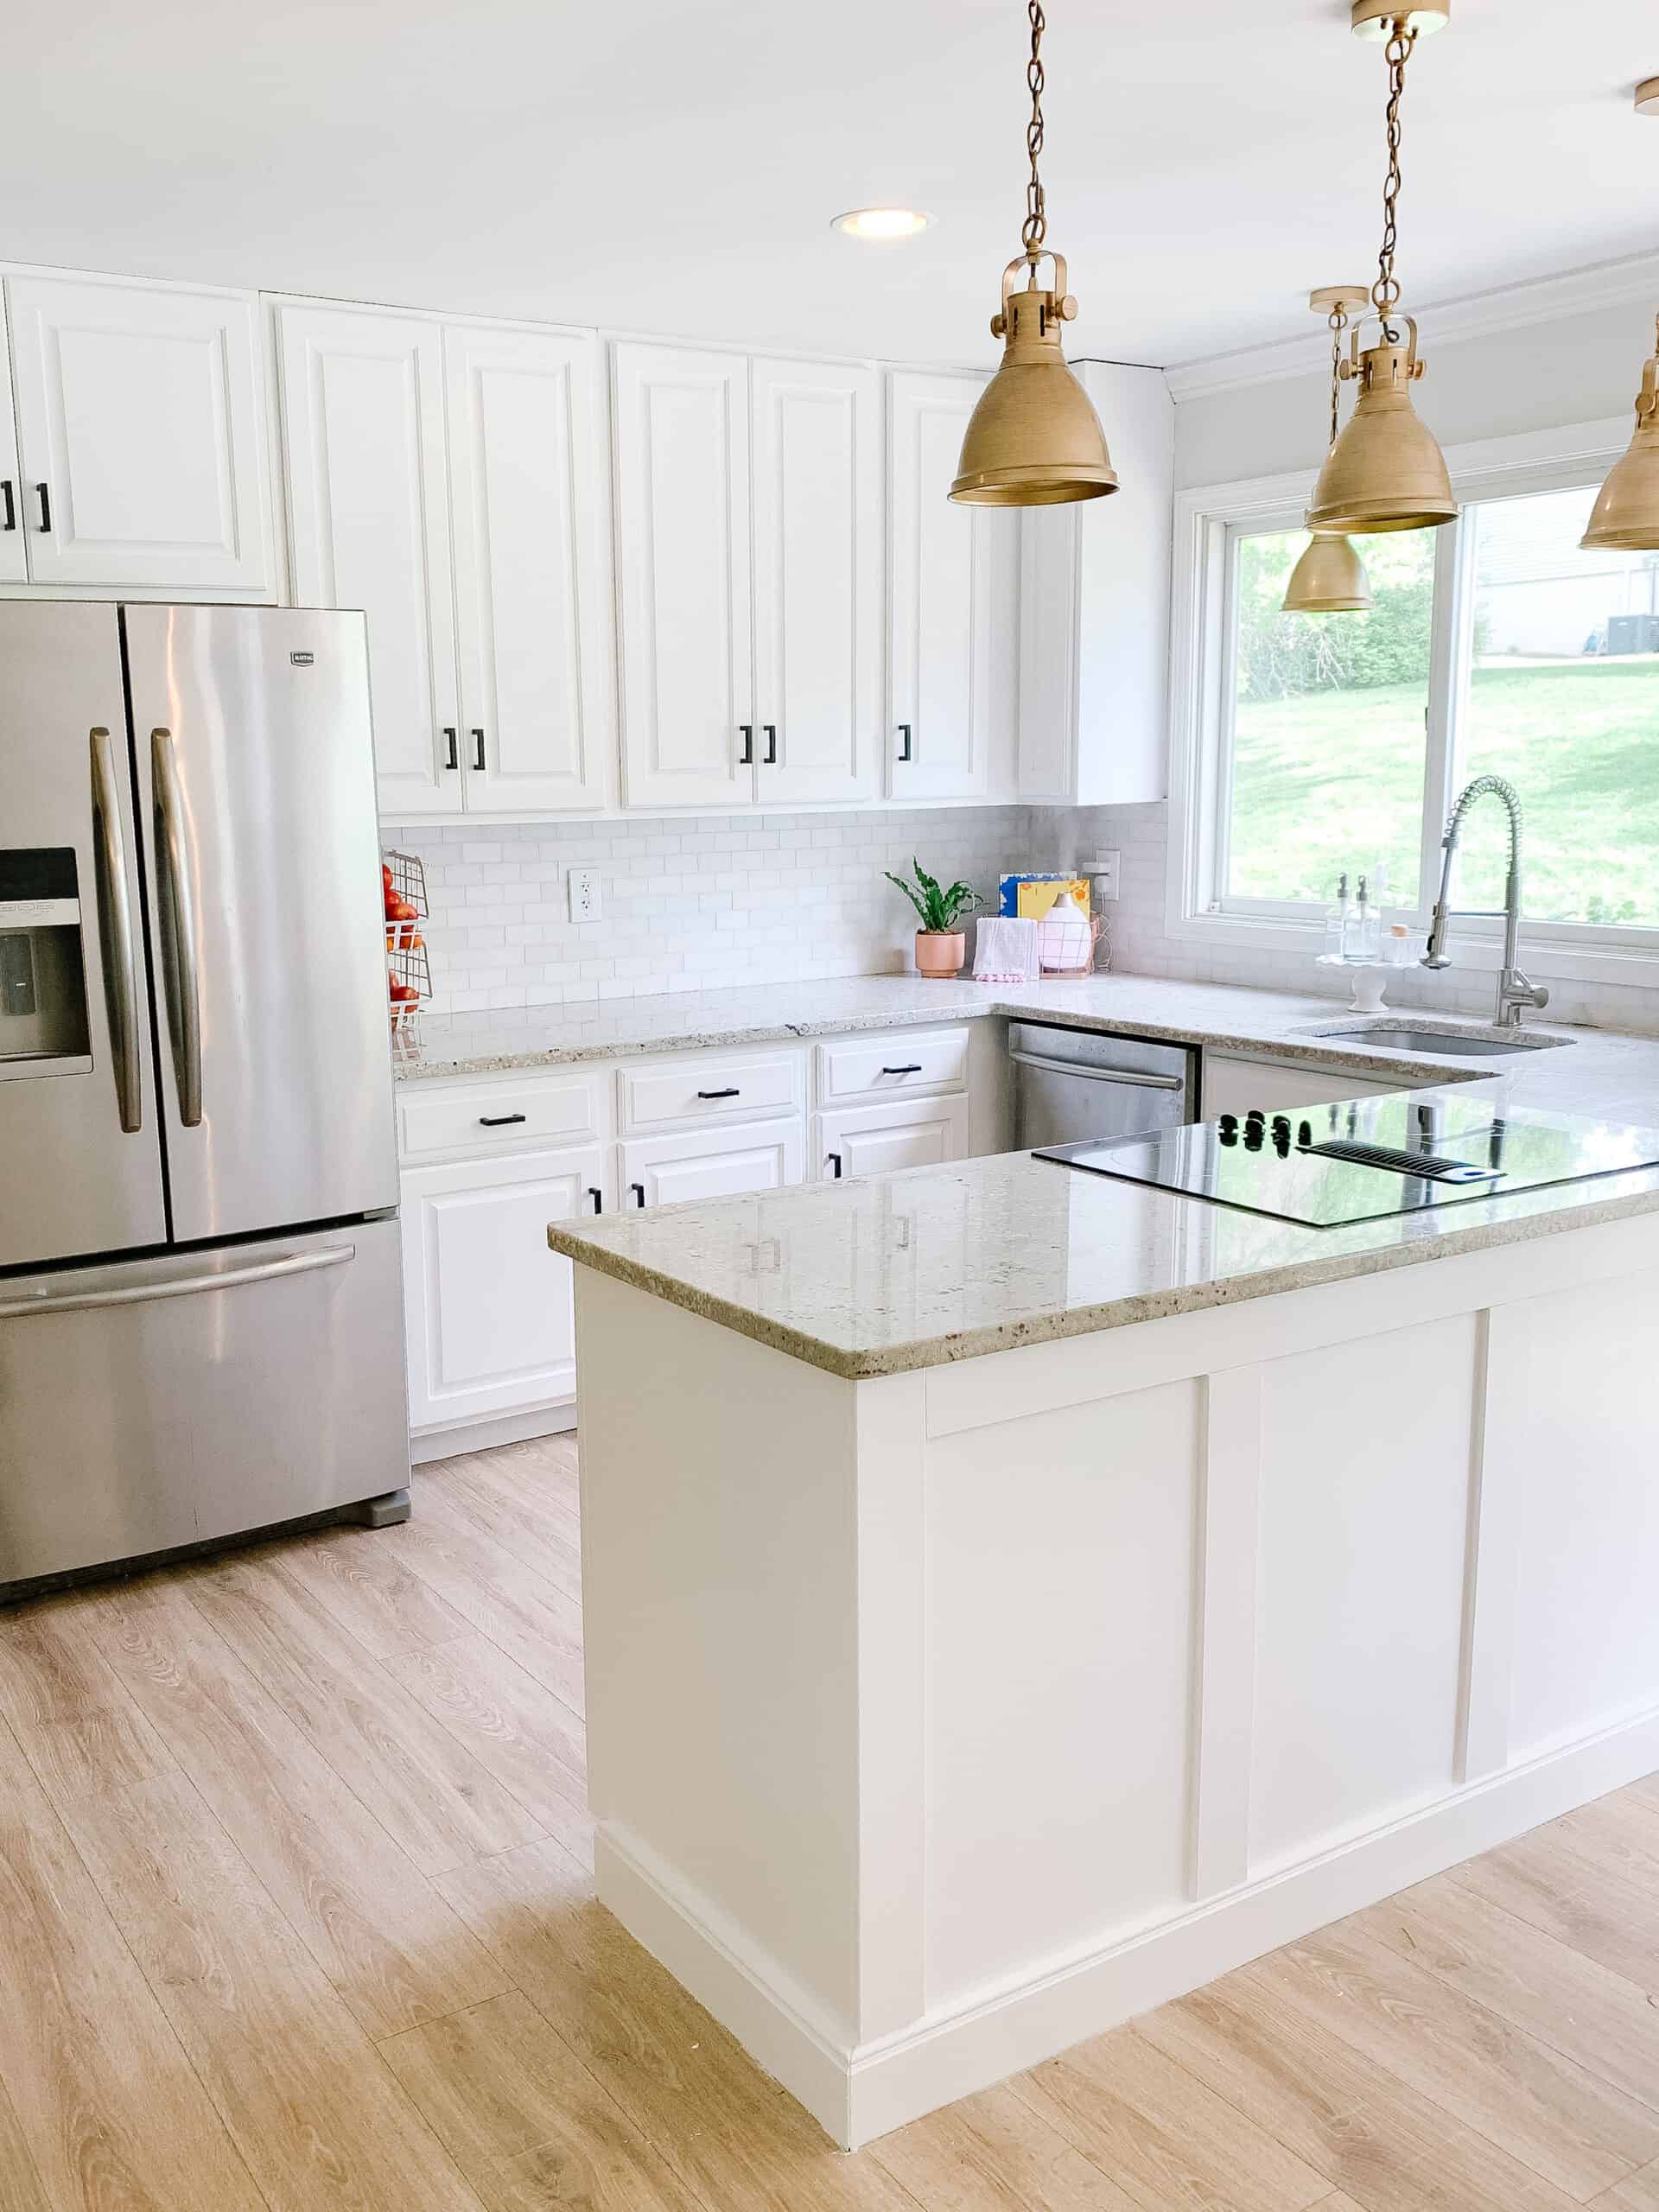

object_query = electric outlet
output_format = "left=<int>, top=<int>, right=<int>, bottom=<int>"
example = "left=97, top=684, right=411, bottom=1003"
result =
left=568, top=866, right=602, bottom=922
left=1086, top=851, right=1122, bottom=902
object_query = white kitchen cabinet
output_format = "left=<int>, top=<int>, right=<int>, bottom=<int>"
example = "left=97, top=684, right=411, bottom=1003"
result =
left=0, top=300, right=23, bottom=584
left=1020, top=359, right=1174, bottom=805
left=613, top=341, right=753, bottom=810
left=401, top=1142, right=607, bottom=1433
left=6, top=273, right=271, bottom=592
left=446, top=322, right=611, bottom=814
left=752, top=356, right=880, bottom=804
left=817, top=1090, right=970, bottom=1179
left=621, top=1116, right=805, bottom=1211
left=278, top=303, right=460, bottom=818
left=1200, top=1052, right=1424, bottom=1121
left=887, top=369, right=1020, bottom=800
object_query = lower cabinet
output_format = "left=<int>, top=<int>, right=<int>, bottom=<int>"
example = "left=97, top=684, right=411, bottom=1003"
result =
left=620, top=1116, right=806, bottom=1211
left=401, top=1143, right=607, bottom=1436
left=1200, top=1052, right=1424, bottom=1121
left=817, top=1092, right=970, bottom=1179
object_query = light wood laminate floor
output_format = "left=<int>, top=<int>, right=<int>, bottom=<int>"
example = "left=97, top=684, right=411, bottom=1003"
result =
left=1, top=1432, right=1656, bottom=2211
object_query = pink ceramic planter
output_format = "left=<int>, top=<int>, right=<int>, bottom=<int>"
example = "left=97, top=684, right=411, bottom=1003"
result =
left=914, top=930, right=966, bottom=978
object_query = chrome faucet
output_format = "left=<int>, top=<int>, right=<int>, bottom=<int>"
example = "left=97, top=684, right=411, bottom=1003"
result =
left=1421, top=774, right=1549, bottom=1030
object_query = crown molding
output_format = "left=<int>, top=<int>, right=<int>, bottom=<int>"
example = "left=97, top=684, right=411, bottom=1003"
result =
left=1164, top=250, right=1659, bottom=404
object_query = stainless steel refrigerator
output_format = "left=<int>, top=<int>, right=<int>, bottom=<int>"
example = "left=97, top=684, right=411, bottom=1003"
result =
left=0, top=601, right=409, bottom=1594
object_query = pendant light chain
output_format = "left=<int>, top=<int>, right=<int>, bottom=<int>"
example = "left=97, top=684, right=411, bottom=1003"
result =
left=1371, top=17, right=1417, bottom=337
left=1022, top=1, right=1047, bottom=258
left=1328, top=303, right=1348, bottom=449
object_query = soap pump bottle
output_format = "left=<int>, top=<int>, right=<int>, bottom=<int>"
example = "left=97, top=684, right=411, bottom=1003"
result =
left=1349, top=874, right=1376, bottom=960
left=1324, top=872, right=1350, bottom=961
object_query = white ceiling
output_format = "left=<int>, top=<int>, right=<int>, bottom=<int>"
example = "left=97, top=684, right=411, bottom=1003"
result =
left=10, top=0, right=1659, bottom=370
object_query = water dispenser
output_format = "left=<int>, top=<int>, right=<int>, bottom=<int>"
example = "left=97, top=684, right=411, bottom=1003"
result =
left=0, top=847, right=92, bottom=1076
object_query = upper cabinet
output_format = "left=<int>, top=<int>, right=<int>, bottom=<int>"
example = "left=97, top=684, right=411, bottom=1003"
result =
left=1019, top=359, right=1175, bottom=807
left=279, top=305, right=459, bottom=818
left=888, top=370, right=1021, bottom=802
left=751, top=356, right=880, bottom=804
left=613, top=342, right=882, bottom=810
left=613, top=342, right=753, bottom=810
left=0, top=308, right=23, bottom=585
left=5, top=274, right=271, bottom=593
left=277, top=300, right=611, bottom=820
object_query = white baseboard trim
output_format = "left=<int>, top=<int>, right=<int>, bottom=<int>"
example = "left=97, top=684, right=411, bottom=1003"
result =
left=410, top=1401, right=576, bottom=1464
left=599, top=1704, right=1659, bottom=2152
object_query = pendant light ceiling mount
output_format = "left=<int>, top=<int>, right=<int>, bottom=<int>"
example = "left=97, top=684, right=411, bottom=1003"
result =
left=1351, top=0, right=1449, bottom=40
left=950, top=1, right=1116, bottom=508
left=1306, top=8, right=1457, bottom=537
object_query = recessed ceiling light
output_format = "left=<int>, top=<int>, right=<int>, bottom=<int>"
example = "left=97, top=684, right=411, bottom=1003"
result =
left=830, top=207, right=933, bottom=242
left=1637, top=76, right=1659, bottom=117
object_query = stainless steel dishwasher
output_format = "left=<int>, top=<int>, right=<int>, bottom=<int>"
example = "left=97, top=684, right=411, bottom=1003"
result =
left=1010, top=1023, right=1197, bottom=1149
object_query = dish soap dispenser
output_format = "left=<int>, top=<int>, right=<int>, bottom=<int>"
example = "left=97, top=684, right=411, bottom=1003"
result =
left=1323, top=873, right=1351, bottom=962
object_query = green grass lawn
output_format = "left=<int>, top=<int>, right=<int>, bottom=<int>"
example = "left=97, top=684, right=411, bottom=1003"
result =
left=1230, top=658, right=1659, bottom=924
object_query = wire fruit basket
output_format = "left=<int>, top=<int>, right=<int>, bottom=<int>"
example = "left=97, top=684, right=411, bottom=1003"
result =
left=384, top=849, right=431, bottom=1034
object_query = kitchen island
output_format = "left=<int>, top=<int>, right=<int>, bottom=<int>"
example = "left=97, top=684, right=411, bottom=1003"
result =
left=550, top=1096, right=1659, bottom=2150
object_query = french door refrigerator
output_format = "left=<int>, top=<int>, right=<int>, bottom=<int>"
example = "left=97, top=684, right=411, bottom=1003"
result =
left=0, top=601, right=409, bottom=1593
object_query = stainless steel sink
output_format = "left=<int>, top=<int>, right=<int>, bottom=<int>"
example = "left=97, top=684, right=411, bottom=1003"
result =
left=1319, top=1024, right=1567, bottom=1059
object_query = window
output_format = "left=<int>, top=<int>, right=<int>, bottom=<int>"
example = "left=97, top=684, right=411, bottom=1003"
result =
left=1182, top=439, right=1659, bottom=971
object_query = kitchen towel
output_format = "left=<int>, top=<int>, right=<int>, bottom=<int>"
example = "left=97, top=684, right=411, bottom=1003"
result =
left=972, top=915, right=1040, bottom=983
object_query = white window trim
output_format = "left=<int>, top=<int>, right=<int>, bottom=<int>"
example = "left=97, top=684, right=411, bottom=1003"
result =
left=1165, top=410, right=1659, bottom=990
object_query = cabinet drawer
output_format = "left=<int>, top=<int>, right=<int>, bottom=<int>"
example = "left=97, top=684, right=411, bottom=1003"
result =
left=619, top=1048, right=804, bottom=1135
left=620, top=1116, right=805, bottom=1212
left=398, top=1071, right=605, bottom=1162
left=817, top=1025, right=971, bottom=1103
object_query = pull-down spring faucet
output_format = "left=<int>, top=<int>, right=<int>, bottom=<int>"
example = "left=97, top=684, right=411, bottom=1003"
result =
left=1421, top=775, right=1549, bottom=1031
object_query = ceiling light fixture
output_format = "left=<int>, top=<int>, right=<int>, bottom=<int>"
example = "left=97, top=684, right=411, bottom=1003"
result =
left=830, top=207, right=933, bottom=242
left=1581, top=83, right=1659, bottom=550
left=950, top=1, right=1116, bottom=507
left=1350, top=0, right=1449, bottom=39
left=1284, top=286, right=1376, bottom=613
left=1306, top=8, right=1457, bottom=536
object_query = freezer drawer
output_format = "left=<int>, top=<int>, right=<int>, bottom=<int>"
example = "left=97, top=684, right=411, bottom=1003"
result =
left=0, top=1217, right=408, bottom=1591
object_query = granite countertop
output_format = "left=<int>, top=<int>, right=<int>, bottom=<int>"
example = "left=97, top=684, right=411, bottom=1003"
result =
left=518, top=972, right=1659, bottom=1378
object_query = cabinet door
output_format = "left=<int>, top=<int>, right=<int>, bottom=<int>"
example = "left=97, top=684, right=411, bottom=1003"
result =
left=888, top=370, right=1017, bottom=799
left=7, top=275, right=270, bottom=591
left=447, top=323, right=610, bottom=815
left=752, top=357, right=880, bottom=804
left=620, top=1116, right=804, bottom=1211
left=1199, top=1054, right=1411, bottom=1121
left=401, top=1145, right=606, bottom=1432
left=278, top=303, right=460, bottom=819
left=613, top=341, right=753, bottom=810
left=817, top=1092, right=970, bottom=1179
left=0, top=299, right=25, bottom=583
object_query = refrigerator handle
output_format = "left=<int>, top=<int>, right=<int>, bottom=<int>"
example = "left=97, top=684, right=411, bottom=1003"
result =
left=88, top=726, right=144, bottom=1135
left=0, top=1242, right=354, bottom=1321
left=150, top=726, right=205, bottom=1128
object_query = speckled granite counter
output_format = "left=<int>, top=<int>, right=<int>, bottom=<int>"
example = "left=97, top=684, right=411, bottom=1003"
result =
left=547, top=1105, right=1659, bottom=1376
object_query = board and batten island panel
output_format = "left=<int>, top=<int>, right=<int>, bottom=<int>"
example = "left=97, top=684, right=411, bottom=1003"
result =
left=559, top=1142, right=1659, bottom=2150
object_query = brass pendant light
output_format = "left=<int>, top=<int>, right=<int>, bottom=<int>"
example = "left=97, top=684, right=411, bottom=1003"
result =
left=950, top=2, right=1116, bottom=507
left=1306, top=9, right=1457, bottom=536
left=1583, top=314, right=1659, bottom=551
left=1284, top=286, right=1376, bottom=613
left=1583, top=83, right=1659, bottom=550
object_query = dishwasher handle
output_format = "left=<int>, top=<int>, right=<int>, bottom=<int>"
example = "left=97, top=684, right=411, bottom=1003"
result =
left=1009, top=1047, right=1185, bottom=1092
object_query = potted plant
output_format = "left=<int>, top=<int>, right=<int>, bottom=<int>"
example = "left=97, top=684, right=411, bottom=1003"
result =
left=885, top=858, right=984, bottom=979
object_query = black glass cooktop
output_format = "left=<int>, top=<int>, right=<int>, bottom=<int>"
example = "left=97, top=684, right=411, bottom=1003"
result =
left=1034, top=1093, right=1659, bottom=1228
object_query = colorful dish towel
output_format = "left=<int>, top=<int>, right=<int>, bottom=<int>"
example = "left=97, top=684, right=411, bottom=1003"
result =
left=972, top=915, right=1040, bottom=983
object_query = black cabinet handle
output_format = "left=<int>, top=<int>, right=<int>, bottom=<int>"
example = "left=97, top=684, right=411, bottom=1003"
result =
left=588, top=1186, right=602, bottom=1214
left=35, top=482, right=51, bottom=533
left=631, top=1181, right=646, bottom=1207
left=828, top=1152, right=843, bottom=1179
left=739, top=724, right=754, bottom=766
left=0, top=480, right=14, bottom=532
left=472, top=728, right=486, bottom=772
left=762, top=723, right=777, bottom=765
left=896, top=722, right=912, bottom=763
left=696, top=1086, right=741, bottom=1100
left=442, top=727, right=459, bottom=771
left=478, top=1111, right=527, bottom=1127
left=881, top=1063, right=923, bottom=1076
